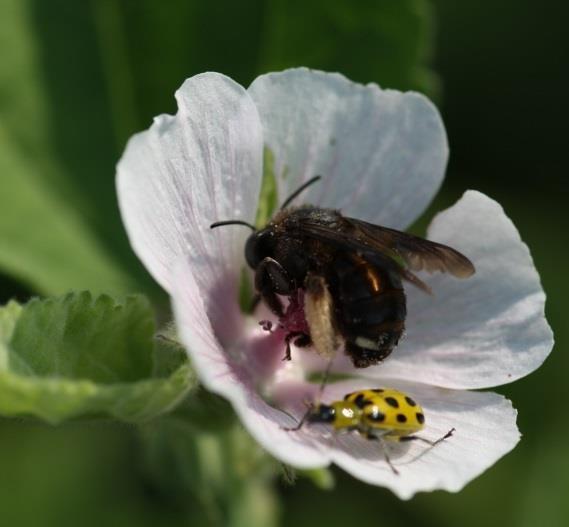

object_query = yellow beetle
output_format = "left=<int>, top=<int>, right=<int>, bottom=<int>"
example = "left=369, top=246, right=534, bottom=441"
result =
left=287, top=388, right=454, bottom=474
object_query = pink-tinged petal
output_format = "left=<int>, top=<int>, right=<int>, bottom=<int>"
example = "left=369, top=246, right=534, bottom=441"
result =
left=369, top=191, right=553, bottom=389
left=233, top=386, right=329, bottom=469
left=248, top=68, right=448, bottom=230
left=278, top=378, right=519, bottom=500
left=171, top=261, right=329, bottom=468
left=117, top=73, right=263, bottom=331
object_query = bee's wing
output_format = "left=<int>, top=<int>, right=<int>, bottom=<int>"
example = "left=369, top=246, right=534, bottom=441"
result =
left=349, top=218, right=475, bottom=278
left=298, top=216, right=475, bottom=280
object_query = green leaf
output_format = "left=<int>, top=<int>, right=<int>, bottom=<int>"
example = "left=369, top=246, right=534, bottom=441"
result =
left=0, top=125, right=137, bottom=296
left=0, top=1, right=156, bottom=295
left=298, top=467, right=336, bottom=490
left=259, top=0, right=438, bottom=95
left=0, top=0, right=268, bottom=296
left=141, top=417, right=280, bottom=527
left=517, top=439, right=569, bottom=527
left=0, top=291, right=195, bottom=423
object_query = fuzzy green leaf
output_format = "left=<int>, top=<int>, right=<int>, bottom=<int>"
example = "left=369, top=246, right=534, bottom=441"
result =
left=0, top=292, right=195, bottom=423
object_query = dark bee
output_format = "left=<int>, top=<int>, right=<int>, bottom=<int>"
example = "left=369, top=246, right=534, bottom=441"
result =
left=211, top=177, right=475, bottom=368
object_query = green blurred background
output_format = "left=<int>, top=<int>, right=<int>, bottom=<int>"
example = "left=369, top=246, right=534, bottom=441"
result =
left=0, top=0, right=567, bottom=525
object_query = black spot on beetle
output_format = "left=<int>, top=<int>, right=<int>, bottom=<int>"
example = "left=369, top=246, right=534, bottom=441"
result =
left=354, top=394, right=369, bottom=409
left=405, top=396, right=417, bottom=407
left=385, top=397, right=399, bottom=408
left=416, top=412, right=425, bottom=424
left=396, top=414, right=407, bottom=423
left=369, top=411, right=385, bottom=422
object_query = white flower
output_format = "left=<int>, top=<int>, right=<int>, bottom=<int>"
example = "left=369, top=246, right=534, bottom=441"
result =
left=116, top=68, right=553, bottom=499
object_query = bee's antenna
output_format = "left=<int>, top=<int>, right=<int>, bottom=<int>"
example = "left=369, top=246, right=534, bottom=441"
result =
left=210, top=220, right=256, bottom=230
left=280, top=175, right=322, bottom=210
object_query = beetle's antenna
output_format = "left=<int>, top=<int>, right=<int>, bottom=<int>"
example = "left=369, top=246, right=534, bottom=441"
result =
left=282, top=401, right=314, bottom=432
left=280, top=175, right=322, bottom=210
left=210, top=220, right=256, bottom=230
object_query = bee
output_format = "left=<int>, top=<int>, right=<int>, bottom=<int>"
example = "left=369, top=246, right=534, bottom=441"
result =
left=285, top=387, right=455, bottom=475
left=211, top=176, right=475, bottom=368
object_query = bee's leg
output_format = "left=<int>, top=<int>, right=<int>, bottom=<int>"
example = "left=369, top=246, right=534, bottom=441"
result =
left=256, top=257, right=295, bottom=294
left=255, top=257, right=295, bottom=316
left=293, top=333, right=312, bottom=347
left=304, top=274, right=337, bottom=360
left=284, top=332, right=294, bottom=361
left=316, top=358, right=334, bottom=401
left=283, top=331, right=309, bottom=360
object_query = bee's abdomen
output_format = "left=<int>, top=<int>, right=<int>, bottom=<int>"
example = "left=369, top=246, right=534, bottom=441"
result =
left=332, top=255, right=406, bottom=368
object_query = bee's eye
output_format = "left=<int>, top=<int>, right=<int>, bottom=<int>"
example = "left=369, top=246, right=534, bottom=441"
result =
left=245, top=230, right=273, bottom=268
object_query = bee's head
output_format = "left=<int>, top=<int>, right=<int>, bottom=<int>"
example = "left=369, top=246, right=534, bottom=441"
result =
left=209, top=220, right=275, bottom=270
left=244, top=227, right=276, bottom=269
left=210, top=176, right=322, bottom=269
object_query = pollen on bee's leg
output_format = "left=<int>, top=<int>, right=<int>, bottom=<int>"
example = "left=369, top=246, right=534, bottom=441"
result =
left=305, top=274, right=340, bottom=359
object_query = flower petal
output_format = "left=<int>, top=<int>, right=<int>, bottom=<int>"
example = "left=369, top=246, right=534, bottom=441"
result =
left=280, top=378, right=519, bottom=500
left=117, top=72, right=263, bottom=310
left=171, top=261, right=329, bottom=468
left=368, top=191, right=554, bottom=389
left=248, top=68, right=448, bottom=229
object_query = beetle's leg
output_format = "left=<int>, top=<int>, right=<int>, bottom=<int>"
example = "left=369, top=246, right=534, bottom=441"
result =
left=399, top=427, right=455, bottom=446
left=378, top=437, right=399, bottom=475
left=359, top=432, right=400, bottom=475
left=282, top=401, right=315, bottom=432
left=255, top=257, right=295, bottom=316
